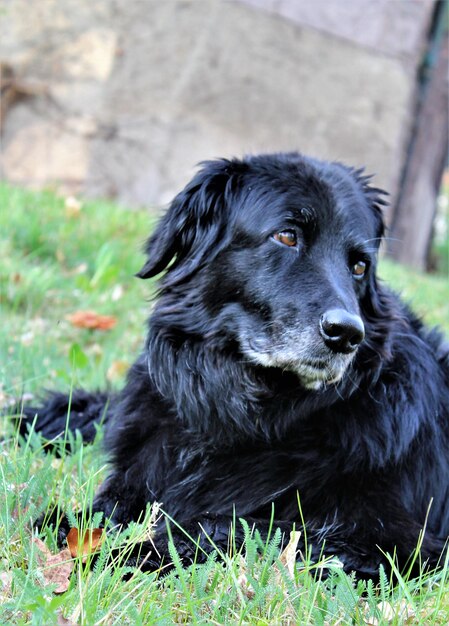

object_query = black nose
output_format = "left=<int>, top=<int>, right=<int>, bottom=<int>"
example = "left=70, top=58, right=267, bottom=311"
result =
left=319, top=309, right=365, bottom=354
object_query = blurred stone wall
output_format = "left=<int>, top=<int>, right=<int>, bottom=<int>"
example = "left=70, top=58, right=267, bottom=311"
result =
left=0, top=0, right=435, bottom=216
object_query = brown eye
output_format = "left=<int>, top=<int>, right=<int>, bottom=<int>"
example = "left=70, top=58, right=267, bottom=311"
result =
left=352, top=260, right=367, bottom=278
left=273, top=230, right=297, bottom=247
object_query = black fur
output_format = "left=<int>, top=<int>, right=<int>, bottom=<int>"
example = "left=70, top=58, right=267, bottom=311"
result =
left=21, top=152, right=449, bottom=578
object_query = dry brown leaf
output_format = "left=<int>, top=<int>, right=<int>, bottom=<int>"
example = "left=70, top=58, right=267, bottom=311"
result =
left=33, top=537, right=73, bottom=594
left=278, top=530, right=301, bottom=579
left=65, top=196, right=83, bottom=217
left=377, top=601, right=395, bottom=622
left=66, top=527, right=104, bottom=563
left=11, top=503, right=29, bottom=521
left=0, top=390, right=15, bottom=409
left=66, top=310, right=117, bottom=331
left=0, top=570, right=12, bottom=605
left=265, top=530, right=302, bottom=624
left=0, top=571, right=12, bottom=592
left=67, top=262, right=88, bottom=276
left=56, top=612, right=77, bottom=625
left=20, top=331, right=34, bottom=346
left=236, top=558, right=255, bottom=599
left=387, top=599, right=416, bottom=624
left=89, top=342, right=103, bottom=357
left=362, top=599, right=416, bottom=626
left=106, top=359, right=129, bottom=382
left=402, top=602, right=417, bottom=623
left=111, top=284, right=124, bottom=301
left=56, top=249, right=66, bottom=263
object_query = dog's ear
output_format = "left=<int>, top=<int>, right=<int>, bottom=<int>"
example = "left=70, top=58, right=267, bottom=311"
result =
left=137, top=159, right=242, bottom=285
left=350, top=167, right=388, bottom=241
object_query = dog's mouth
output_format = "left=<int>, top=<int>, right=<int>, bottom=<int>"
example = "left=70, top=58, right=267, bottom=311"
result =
left=293, top=359, right=349, bottom=390
left=244, top=340, right=353, bottom=388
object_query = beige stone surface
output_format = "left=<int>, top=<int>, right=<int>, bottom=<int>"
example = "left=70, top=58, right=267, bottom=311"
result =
left=240, top=0, right=434, bottom=64
left=0, top=0, right=430, bottom=212
left=87, top=1, right=413, bottom=210
left=2, top=105, right=89, bottom=191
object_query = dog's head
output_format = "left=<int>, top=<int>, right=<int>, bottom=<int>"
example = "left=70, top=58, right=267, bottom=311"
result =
left=139, top=153, right=391, bottom=389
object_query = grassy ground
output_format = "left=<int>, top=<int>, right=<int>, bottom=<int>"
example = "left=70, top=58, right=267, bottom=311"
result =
left=1, top=183, right=449, bottom=625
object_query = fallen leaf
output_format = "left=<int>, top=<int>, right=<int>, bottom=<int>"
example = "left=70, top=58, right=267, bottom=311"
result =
left=111, top=284, right=124, bottom=301
left=33, top=537, right=73, bottom=594
left=56, top=249, right=66, bottom=263
left=0, top=390, right=15, bottom=409
left=0, top=571, right=12, bottom=591
left=66, top=310, right=117, bottom=331
left=362, top=599, right=416, bottom=626
left=89, top=343, right=103, bottom=357
left=235, top=556, right=255, bottom=599
left=65, top=196, right=83, bottom=217
left=397, top=599, right=417, bottom=623
left=362, top=614, right=378, bottom=626
left=11, top=504, right=29, bottom=521
left=106, top=359, right=129, bottom=382
left=278, top=530, right=301, bottom=579
left=238, top=570, right=255, bottom=599
left=56, top=613, right=77, bottom=626
left=68, top=262, right=88, bottom=276
left=0, top=570, right=12, bottom=604
left=66, top=527, right=104, bottom=563
left=264, top=530, right=302, bottom=622
left=20, top=331, right=34, bottom=346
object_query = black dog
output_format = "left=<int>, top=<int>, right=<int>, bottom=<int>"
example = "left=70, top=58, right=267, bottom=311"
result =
left=21, top=152, right=449, bottom=578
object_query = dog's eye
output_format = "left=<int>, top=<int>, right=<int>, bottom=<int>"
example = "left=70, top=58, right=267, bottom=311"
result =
left=273, top=230, right=297, bottom=247
left=352, top=260, right=367, bottom=278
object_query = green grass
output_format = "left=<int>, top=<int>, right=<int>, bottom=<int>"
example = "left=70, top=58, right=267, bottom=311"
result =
left=0, top=184, right=154, bottom=396
left=1, top=183, right=449, bottom=624
left=379, top=259, right=449, bottom=334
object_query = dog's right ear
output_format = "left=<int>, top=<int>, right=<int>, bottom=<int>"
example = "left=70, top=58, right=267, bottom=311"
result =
left=136, top=159, right=243, bottom=286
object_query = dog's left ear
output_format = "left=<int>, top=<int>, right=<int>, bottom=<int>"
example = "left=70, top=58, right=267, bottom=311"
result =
left=137, top=159, right=242, bottom=286
left=350, top=167, right=388, bottom=241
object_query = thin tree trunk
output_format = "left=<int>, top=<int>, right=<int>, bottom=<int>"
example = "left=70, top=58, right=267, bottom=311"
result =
left=388, top=12, right=448, bottom=271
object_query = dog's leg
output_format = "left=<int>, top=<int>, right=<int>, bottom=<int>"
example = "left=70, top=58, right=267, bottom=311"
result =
left=117, top=514, right=297, bottom=572
left=35, top=507, right=447, bottom=580
left=302, top=508, right=448, bottom=580
left=123, top=513, right=448, bottom=580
